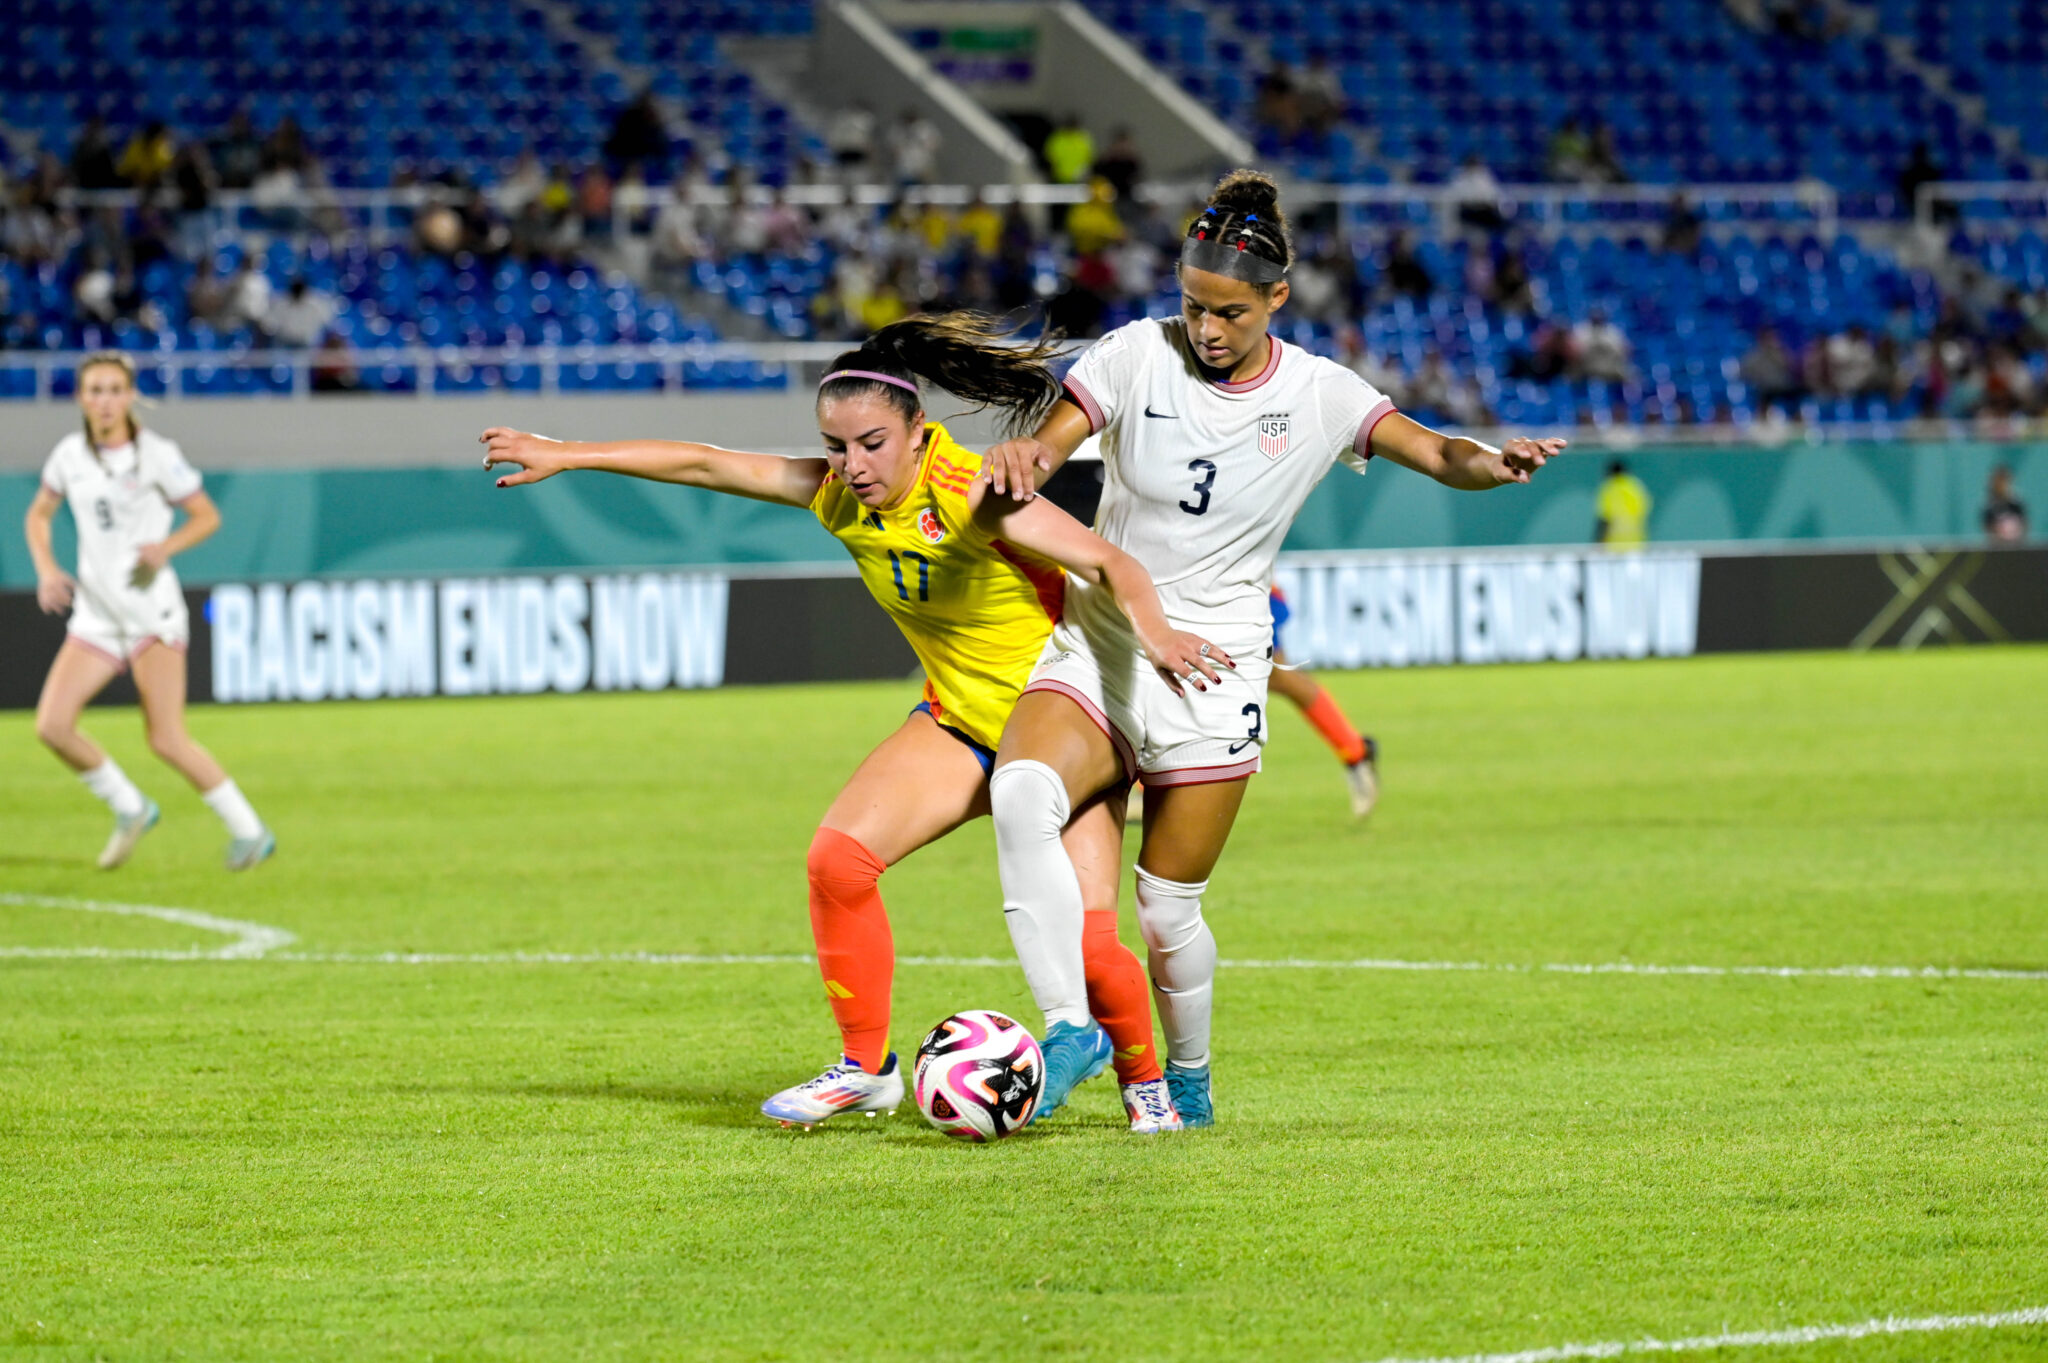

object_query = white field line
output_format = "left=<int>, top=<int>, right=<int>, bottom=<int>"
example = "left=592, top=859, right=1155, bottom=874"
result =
left=1365, top=1304, right=2048, bottom=1363
left=0, top=893, right=295, bottom=960
left=4, top=896, right=2045, bottom=980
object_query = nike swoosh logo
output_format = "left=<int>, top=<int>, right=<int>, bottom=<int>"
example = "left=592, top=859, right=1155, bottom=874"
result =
left=1144, top=405, right=1175, bottom=419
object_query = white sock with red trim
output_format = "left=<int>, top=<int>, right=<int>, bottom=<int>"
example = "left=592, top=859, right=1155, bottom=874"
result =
left=1134, top=866, right=1215, bottom=1070
left=81, top=758, right=147, bottom=819
left=201, top=779, right=264, bottom=840
left=989, top=759, right=1091, bottom=1030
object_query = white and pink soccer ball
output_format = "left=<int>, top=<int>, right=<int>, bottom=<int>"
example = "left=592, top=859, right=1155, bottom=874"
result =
left=912, top=1009, right=1045, bottom=1141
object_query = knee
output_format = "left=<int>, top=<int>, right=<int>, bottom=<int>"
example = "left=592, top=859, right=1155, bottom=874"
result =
left=145, top=725, right=185, bottom=762
left=1133, top=866, right=1208, bottom=953
left=807, top=827, right=884, bottom=895
left=33, top=708, right=73, bottom=751
left=989, top=760, right=1070, bottom=843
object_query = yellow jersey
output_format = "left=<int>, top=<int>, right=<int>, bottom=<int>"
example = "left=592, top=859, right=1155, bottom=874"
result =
left=811, top=423, right=1065, bottom=751
left=1596, top=472, right=1652, bottom=548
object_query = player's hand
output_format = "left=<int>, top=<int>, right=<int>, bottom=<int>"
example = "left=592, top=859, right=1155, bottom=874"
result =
left=1488, top=436, right=1567, bottom=485
left=130, top=541, right=170, bottom=588
left=35, top=571, right=76, bottom=615
left=975, top=438, right=1056, bottom=501
left=1143, top=630, right=1233, bottom=697
left=481, top=427, right=569, bottom=486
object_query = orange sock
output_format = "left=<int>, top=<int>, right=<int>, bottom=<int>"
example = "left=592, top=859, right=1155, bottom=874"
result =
left=1298, top=684, right=1367, bottom=766
left=1083, top=909, right=1162, bottom=1084
left=806, top=828, right=893, bottom=1074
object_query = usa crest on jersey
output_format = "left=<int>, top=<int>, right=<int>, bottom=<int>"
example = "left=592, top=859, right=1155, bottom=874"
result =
left=1257, top=413, right=1291, bottom=459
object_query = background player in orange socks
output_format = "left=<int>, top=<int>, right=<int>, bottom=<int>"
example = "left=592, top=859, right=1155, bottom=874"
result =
left=483, top=313, right=1226, bottom=1133
left=1269, top=584, right=1379, bottom=817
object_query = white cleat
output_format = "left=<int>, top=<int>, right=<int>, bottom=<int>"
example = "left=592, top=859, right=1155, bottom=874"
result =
left=760, top=1054, right=904, bottom=1130
left=97, top=799, right=160, bottom=870
left=1346, top=736, right=1380, bottom=819
left=225, top=827, right=276, bottom=871
left=1121, top=1078, right=1184, bottom=1134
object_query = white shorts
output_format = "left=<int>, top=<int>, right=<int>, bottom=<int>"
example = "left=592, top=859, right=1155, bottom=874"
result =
left=66, top=580, right=189, bottom=671
left=1024, top=617, right=1274, bottom=787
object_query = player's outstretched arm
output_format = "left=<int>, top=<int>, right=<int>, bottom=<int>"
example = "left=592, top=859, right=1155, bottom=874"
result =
left=1367, top=412, right=1567, bottom=490
left=480, top=427, right=828, bottom=508
left=974, top=399, right=1094, bottom=501
left=972, top=489, right=1231, bottom=697
left=24, top=486, right=76, bottom=614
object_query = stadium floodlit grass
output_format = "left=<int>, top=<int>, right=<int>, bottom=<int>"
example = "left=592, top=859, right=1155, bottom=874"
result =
left=2, top=647, right=2045, bottom=1362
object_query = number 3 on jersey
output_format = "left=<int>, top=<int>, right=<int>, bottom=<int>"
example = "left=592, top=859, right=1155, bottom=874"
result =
left=1180, top=459, right=1218, bottom=516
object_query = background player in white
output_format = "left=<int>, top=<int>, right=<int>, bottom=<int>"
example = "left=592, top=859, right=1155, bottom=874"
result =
left=979, top=171, right=1565, bottom=1124
left=24, top=351, right=275, bottom=870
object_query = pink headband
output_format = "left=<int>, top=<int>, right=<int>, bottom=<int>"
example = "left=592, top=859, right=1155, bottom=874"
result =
left=820, top=368, right=920, bottom=395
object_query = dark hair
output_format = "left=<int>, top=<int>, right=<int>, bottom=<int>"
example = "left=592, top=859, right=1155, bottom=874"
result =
left=1185, top=168, right=1294, bottom=289
left=817, top=312, right=1066, bottom=438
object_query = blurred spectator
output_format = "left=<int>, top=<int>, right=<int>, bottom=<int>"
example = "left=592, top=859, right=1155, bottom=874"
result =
left=1661, top=192, right=1703, bottom=255
left=1092, top=128, right=1143, bottom=204
left=1385, top=231, right=1432, bottom=299
left=1410, top=347, right=1489, bottom=425
left=1254, top=65, right=1301, bottom=142
left=226, top=255, right=273, bottom=329
left=1288, top=238, right=1354, bottom=324
left=577, top=164, right=614, bottom=240
left=1741, top=327, right=1802, bottom=411
left=1044, top=115, right=1095, bottom=185
left=267, top=277, right=336, bottom=347
left=117, top=121, right=176, bottom=189
left=1982, top=343, right=2035, bottom=417
left=1982, top=465, right=2028, bottom=541
left=1571, top=307, right=1632, bottom=382
left=1896, top=141, right=1943, bottom=220
left=1448, top=155, right=1504, bottom=232
left=1545, top=117, right=1590, bottom=182
left=603, top=91, right=670, bottom=175
left=310, top=330, right=363, bottom=393
left=1509, top=320, right=1574, bottom=381
left=210, top=111, right=264, bottom=190
left=888, top=110, right=942, bottom=185
left=1337, top=326, right=1408, bottom=405
left=1821, top=324, right=1878, bottom=396
left=1065, top=179, right=1125, bottom=256
left=1595, top=459, right=1652, bottom=549
left=70, top=117, right=121, bottom=192
left=1489, top=245, right=1535, bottom=314
left=1298, top=53, right=1345, bottom=136
left=170, top=141, right=216, bottom=260
left=828, top=103, right=878, bottom=177
left=72, top=248, right=119, bottom=323
left=956, top=190, right=1003, bottom=257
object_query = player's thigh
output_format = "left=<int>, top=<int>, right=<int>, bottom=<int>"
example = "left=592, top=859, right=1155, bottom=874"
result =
left=993, top=689, right=1126, bottom=811
left=820, top=712, right=994, bottom=866
left=1266, top=656, right=1318, bottom=708
left=35, top=639, right=122, bottom=730
left=1137, top=778, right=1250, bottom=885
left=131, top=642, right=190, bottom=736
left=1061, top=789, right=1130, bottom=916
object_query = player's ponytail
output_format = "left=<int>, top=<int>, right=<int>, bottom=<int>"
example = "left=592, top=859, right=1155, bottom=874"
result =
left=818, top=312, right=1066, bottom=437
left=75, top=350, right=142, bottom=459
left=1182, top=168, right=1293, bottom=291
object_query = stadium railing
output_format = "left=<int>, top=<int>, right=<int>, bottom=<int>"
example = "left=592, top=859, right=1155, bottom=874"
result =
left=1914, top=180, right=2048, bottom=231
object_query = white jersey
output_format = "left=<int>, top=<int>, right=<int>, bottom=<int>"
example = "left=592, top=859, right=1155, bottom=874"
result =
left=1060, top=317, right=1394, bottom=653
left=40, top=429, right=202, bottom=653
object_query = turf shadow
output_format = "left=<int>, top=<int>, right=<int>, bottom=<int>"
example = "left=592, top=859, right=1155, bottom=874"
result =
left=457, top=1079, right=774, bottom=1129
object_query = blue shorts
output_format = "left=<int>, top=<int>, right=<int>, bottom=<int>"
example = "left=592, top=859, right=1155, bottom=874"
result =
left=1269, top=585, right=1291, bottom=654
left=913, top=701, right=996, bottom=775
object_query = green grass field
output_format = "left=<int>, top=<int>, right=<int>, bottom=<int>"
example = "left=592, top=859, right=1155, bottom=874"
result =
left=3, top=647, right=2045, bottom=1362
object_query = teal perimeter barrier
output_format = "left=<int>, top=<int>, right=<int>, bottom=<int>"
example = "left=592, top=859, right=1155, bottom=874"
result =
left=3, top=441, right=2042, bottom=587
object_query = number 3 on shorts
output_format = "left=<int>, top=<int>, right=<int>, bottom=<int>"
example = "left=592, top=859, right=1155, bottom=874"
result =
left=1228, top=702, right=1263, bottom=755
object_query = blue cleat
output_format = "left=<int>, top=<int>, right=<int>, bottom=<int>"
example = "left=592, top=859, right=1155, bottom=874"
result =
left=225, top=827, right=276, bottom=872
left=1031, top=1019, right=1113, bottom=1123
left=1166, top=1063, right=1213, bottom=1128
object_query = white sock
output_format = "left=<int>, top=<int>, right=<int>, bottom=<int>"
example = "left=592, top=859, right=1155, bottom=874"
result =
left=81, top=758, right=147, bottom=819
left=1134, top=866, right=1217, bottom=1071
left=201, top=779, right=264, bottom=840
left=989, top=760, right=1091, bottom=1029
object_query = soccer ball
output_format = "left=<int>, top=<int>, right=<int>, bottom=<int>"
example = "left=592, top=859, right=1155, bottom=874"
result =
left=912, top=1009, right=1044, bottom=1141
